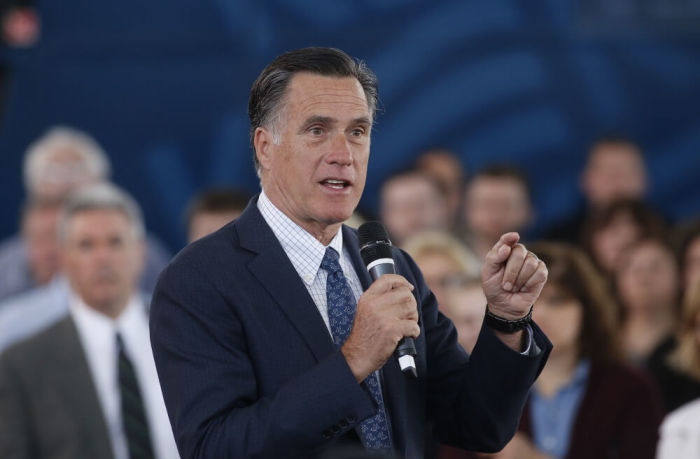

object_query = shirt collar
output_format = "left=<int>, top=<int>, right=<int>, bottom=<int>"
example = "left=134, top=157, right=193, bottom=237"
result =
left=258, top=190, right=344, bottom=287
left=69, top=290, right=147, bottom=350
left=533, top=359, right=591, bottom=399
left=570, top=359, right=591, bottom=387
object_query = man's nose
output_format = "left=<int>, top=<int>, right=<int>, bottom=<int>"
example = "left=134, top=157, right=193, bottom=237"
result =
left=326, top=132, right=353, bottom=166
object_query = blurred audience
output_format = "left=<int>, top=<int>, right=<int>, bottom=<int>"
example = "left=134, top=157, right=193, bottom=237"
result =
left=1, top=0, right=39, bottom=48
left=547, top=134, right=648, bottom=243
left=0, top=0, right=39, bottom=123
left=656, top=397, right=700, bottom=459
left=461, top=165, right=533, bottom=260
left=185, top=187, right=251, bottom=243
left=497, top=242, right=663, bottom=459
left=0, top=198, right=61, bottom=301
left=0, top=183, right=179, bottom=459
left=675, top=220, right=700, bottom=292
left=379, top=169, right=450, bottom=247
left=402, top=230, right=485, bottom=459
left=581, top=199, right=667, bottom=277
left=0, top=126, right=171, bottom=302
left=414, top=148, right=466, bottom=228
left=402, top=231, right=483, bottom=352
left=647, top=280, right=700, bottom=412
left=614, top=237, right=681, bottom=366
left=0, top=271, right=68, bottom=353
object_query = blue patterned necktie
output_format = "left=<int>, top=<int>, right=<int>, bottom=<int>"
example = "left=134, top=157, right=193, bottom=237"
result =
left=321, top=247, right=393, bottom=453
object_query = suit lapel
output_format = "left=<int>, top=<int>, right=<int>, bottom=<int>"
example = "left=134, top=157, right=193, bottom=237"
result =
left=52, top=317, right=115, bottom=459
left=236, top=198, right=336, bottom=362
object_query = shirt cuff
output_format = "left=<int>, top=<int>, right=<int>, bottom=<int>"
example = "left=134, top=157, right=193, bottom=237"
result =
left=520, top=324, right=534, bottom=356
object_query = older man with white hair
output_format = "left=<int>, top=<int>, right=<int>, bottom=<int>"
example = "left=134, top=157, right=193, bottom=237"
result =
left=0, top=125, right=170, bottom=307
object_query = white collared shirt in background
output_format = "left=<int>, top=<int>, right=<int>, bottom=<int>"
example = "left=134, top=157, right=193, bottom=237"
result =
left=70, top=292, right=180, bottom=459
left=657, top=398, right=700, bottom=459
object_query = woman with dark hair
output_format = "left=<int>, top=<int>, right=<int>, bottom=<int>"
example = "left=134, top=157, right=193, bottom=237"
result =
left=581, top=198, right=666, bottom=278
left=614, top=237, right=681, bottom=366
left=648, top=280, right=700, bottom=412
left=674, top=220, right=700, bottom=291
left=498, top=242, right=663, bottom=459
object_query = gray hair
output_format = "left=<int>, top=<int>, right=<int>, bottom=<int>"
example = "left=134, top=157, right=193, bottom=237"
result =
left=57, top=183, right=145, bottom=242
left=248, top=47, right=379, bottom=177
left=23, top=126, right=111, bottom=195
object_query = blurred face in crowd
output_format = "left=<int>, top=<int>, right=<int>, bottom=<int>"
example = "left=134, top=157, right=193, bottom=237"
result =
left=684, top=236, right=700, bottom=290
left=590, top=211, right=640, bottom=273
left=33, top=146, right=100, bottom=201
left=416, top=150, right=464, bottom=222
left=188, top=210, right=243, bottom=243
left=255, top=73, right=371, bottom=243
left=444, top=283, right=486, bottom=353
left=616, top=240, right=679, bottom=313
left=582, top=143, right=647, bottom=208
left=380, top=174, right=449, bottom=246
left=465, top=176, right=531, bottom=243
left=412, top=249, right=466, bottom=309
left=533, top=283, right=583, bottom=356
left=22, top=204, right=61, bottom=285
left=60, top=209, right=144, bottom=318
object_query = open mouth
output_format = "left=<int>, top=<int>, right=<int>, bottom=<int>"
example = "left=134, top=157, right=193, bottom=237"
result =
left=321, top=179, right=351, bottom=190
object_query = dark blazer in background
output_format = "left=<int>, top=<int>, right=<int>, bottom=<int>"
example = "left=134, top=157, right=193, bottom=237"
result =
left=0, top=317, right=115, bottom=459
left=518, top=362, right=664, bottom=459
left=150, top=197, right=552, bottom=458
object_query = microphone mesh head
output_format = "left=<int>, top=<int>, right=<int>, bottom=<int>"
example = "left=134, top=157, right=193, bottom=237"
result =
left=358, top=221, right=390, bottom=247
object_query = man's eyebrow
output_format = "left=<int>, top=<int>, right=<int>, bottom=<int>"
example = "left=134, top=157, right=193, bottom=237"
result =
left=352, top=116, right=372, bottom=126
left=298, top=115, right=335, bottom=133
left=298, top=115, right=372, bottom=134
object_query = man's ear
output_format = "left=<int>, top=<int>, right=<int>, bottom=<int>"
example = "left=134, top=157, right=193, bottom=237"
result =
left=254, top=127, right=274, bottom=171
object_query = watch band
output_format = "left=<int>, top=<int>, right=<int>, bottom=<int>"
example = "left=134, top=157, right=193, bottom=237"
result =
left=484, top=304, right=533, bottom=333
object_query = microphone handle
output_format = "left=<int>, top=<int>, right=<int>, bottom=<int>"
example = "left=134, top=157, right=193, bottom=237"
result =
left=368, top=260, right=418, bottom=378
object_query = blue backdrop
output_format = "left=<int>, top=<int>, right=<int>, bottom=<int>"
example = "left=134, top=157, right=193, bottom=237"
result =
left=1, top=0, right=700, bottom=252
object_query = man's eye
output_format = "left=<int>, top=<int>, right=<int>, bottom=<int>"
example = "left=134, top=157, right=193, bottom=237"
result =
left=109, top=237, right=124, bottom=248
left=78, top=240, right=93, bottom=251
left=350, top=128, right=365, bottom=137
left=309, top=127, right=324, bottom=135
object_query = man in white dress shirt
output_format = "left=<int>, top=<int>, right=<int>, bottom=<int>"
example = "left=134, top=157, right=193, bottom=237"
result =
left=657, top=398, right=700, bottom=459
left=0, top=183, right=178, bottom=459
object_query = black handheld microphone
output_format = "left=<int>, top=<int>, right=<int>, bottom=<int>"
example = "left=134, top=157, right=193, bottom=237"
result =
left=358, top=221, right=418, bottom=378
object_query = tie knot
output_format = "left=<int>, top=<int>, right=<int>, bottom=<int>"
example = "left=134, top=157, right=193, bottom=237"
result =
left=321, top=247, right=343, bottom=275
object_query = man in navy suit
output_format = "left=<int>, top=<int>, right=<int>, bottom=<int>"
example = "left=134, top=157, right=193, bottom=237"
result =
left=150, top=47, right=552, bottom=458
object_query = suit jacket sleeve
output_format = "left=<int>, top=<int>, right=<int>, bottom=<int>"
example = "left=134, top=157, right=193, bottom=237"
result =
left=395, top=249, right=552, bottom=452
left=0, top=349, right=34, bottom=459
left=149, top=250, right=377, bottom=459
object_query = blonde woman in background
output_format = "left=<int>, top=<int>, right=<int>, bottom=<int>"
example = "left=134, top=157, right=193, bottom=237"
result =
left=403, top=231, right=488, bottom=459
left=402, top=231, right=485, bottom=353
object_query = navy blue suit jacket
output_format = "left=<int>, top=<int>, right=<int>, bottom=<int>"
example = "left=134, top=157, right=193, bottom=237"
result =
left=150, top=198, right=551, bottom=458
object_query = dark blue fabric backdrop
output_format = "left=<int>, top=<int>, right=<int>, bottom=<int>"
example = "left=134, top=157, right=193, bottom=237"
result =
left=1, top=0, right=699, bottom=251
